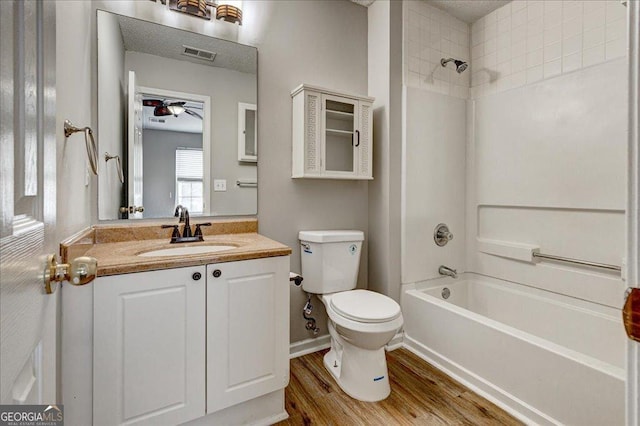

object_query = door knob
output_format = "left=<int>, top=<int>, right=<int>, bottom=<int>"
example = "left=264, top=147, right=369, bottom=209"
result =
left=623, top=288, right=640, bottom=342
left=44, top=254, right=98, bottom=294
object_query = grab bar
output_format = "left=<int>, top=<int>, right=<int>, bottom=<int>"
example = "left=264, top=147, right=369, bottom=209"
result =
left=532, top=252, right=621, bottom=272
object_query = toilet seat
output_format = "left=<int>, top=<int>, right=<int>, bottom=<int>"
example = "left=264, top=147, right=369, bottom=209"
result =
left=329, top=290, right=401, bottom=323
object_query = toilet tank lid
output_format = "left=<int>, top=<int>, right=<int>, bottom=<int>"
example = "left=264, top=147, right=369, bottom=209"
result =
left=298, top=230, right=364, bottom=243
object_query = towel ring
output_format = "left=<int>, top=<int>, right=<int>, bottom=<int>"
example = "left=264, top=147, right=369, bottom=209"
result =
left=104, top=152, right=124, bottom=184
left=64, top=119, right=98, bottom=175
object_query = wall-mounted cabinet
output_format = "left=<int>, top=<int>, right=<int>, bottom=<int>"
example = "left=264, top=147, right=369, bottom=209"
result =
left=238, top=102, right=257, bottom=162
left=291, top=84, right=374, bottom=180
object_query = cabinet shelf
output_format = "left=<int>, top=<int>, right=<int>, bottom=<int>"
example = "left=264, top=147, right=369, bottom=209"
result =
left=326, top=109, right=354, bottom=120
left=326, top=128, right=354, bottom=136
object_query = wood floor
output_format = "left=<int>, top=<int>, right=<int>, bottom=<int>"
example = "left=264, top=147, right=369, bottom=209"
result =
left=275, top=348, right=522, bottom=426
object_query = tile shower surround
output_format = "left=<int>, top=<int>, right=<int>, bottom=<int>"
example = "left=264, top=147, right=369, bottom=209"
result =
left=404, top=0, right=627, bottom=99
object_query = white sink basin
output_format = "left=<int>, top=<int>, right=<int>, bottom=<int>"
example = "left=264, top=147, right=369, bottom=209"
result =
left=138, top=245, right=236, bottom=257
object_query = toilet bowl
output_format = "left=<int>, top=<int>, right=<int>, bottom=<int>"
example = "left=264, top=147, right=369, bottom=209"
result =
left=299, top=230, right=404, bottom=402
left=320, top=290, right=403, bottom=401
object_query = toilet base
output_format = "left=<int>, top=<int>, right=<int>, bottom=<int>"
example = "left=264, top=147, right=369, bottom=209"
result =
left=323, top=334, right=391, bottom=402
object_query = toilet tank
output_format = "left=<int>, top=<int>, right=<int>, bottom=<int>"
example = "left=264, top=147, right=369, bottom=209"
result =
left=298, top=230, right=364, bottom=294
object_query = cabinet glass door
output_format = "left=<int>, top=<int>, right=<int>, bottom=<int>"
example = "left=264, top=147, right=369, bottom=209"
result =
left=323, top=95, right=358, bottom=175
left=238, top=103, right=257, bottom=162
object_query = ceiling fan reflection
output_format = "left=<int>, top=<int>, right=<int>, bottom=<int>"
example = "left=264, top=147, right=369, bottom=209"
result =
left=142, top=98, right=203, bottom=120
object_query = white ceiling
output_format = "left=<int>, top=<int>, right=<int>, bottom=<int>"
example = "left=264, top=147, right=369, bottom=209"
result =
left=349, top=0, right=511, bottom=23
left=142, top=100, right=204, bottom=133
left=116, top=14, right=257, bottom=74
left=426, top=0, right=511, bottom=23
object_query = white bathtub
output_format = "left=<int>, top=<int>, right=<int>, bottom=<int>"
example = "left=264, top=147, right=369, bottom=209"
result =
left=401, top=273, right=625, bottom=425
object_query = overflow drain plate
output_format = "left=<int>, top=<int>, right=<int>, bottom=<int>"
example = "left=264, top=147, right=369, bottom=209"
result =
left=441, top=287, right=451, bottom=299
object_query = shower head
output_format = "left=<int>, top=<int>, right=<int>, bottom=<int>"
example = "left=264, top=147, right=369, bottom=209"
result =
left=441, top=58, right=468, bottom=74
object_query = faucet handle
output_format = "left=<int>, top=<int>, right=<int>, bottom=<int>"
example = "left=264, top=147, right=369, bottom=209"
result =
left=434, top=223, right=453, bottom=246
left=194, top=222, right=212, bottom=239
left=161, top=224, right=180, bottom=241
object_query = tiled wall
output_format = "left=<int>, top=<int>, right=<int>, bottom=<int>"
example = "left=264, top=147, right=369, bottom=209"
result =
left=471, top=0, right=627, bottom=98
left=403, top=1, right=471, bottom=99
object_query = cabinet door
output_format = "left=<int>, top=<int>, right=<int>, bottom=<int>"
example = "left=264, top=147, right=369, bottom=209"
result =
left=357, top=100, right=373, bottom=179
left=94, top=266, right=206, bottom=426
left=321, top=94, right=359, bottom=177
left=238, top=102, right=257, bottom=162
left=294, top=90, right=322, bottom=177
left=207, top=256, right=289, bottom=412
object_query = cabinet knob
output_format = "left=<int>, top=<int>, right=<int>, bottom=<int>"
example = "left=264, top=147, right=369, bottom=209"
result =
left=192, top=272, right=202, bottom=281
left=212, top=269, right=222, bottom=278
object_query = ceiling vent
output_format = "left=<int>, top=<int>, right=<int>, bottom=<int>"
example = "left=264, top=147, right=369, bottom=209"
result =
left=182, top=45, right=216, bottom=62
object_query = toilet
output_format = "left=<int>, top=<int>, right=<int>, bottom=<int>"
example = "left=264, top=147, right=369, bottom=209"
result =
left=299, top=230, right=403, bottom=402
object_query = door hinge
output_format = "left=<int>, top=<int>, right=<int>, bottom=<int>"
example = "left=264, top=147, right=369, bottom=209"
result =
left=623, top=287, right=640, bottom=342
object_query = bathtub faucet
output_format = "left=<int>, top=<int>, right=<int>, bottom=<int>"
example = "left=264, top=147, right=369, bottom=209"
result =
left=439, top=265, right=457, bottom=279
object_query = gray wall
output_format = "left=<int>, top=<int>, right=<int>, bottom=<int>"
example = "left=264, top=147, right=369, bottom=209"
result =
left=142, top=130, right=203, bottom=218
left=253, top=0, right=369, bottom=344
left=56, top=0, right=94, bottom=240
left=367, top=0, right=403, bottom=303
left=97, top=11, right=126, bottom=220
left=125, top=51, right=257, bottom=216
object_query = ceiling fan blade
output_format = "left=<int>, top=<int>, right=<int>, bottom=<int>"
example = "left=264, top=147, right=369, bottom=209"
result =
left=154, top=106, right=173, bottom=116
left=143, top=99, right=164, bottom=107
left=184, top=109, right=203, bottom=120
left=167, top=101, right=187, bottom=107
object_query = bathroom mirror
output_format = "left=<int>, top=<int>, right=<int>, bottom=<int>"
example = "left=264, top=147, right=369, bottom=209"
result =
left=97, top=10, right=257, bottom=220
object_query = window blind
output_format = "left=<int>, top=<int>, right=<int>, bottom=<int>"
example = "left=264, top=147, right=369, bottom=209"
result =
left=175, top=148, right=203, bottom=180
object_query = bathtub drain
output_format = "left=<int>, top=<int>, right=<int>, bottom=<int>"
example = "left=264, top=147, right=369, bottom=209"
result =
left=441, top=287, right=450, bottom=299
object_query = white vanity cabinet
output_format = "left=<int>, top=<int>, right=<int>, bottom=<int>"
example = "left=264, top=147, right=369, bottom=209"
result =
left=206, top=256, right=290, bottom=412
left=93, top=265, right=206, bottom=426
left=291, top=84, right=374, bottom=180
left=92, top=256, right=289, bottom=426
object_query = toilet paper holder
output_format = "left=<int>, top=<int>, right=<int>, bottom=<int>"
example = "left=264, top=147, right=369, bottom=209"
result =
left=289, top=272, right=303, bottom=286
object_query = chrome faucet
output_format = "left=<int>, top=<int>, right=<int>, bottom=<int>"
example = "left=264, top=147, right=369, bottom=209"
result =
left=439, top=265, right=457, bottom=279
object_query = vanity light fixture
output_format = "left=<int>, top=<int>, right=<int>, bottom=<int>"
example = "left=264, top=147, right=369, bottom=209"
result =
left=164, top=0, right=243, bottom=25
left=215, top=0, right=242, bottom=25
left=173, top=0, right=211, bottom=19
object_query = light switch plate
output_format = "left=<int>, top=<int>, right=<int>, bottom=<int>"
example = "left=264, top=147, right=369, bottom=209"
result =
left=214, top=179, right=227, bottom=191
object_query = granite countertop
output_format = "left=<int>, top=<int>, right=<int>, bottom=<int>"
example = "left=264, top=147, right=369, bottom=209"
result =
left=61, top=219, right=291, bottom=276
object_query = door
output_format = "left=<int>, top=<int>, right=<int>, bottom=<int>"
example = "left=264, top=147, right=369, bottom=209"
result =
left=93, top=267, right=206, bottom=425
left=127, top=70, right=144, bottom=218
left=206, top=257, right=289, bottom=413
left=626, top=1, right=640, bottom=424
left=0, top=0, right=58, bottom=405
